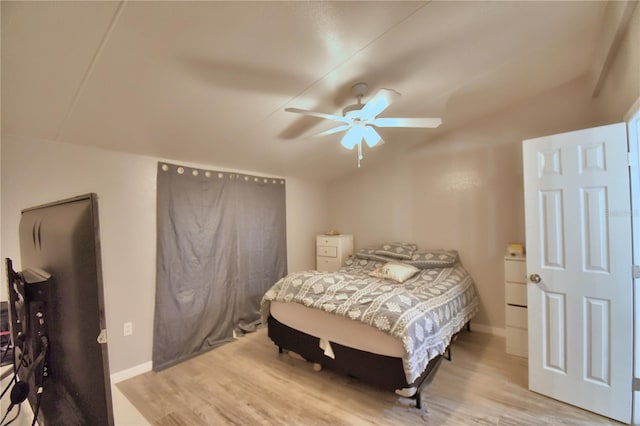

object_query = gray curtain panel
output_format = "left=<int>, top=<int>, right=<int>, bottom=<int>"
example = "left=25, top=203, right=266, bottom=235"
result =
left=153, top=164, right=287, bottom=371
left=233, top=177, right=288, bottom=333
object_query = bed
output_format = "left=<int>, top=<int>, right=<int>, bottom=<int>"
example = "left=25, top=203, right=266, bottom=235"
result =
left=260, top=244, right=479, bottom=408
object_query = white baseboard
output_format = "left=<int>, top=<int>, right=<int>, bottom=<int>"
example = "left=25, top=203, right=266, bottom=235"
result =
left=470, top=323, right=506, bottom=337
left=110, top=361, right=152, bottom=384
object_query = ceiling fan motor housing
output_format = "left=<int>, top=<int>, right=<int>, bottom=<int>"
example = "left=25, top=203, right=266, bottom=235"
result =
left=342, top=103, right=365, bottom=117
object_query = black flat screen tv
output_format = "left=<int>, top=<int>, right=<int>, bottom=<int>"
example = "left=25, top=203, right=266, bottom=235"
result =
left=5, top=193, right=114, bottom=425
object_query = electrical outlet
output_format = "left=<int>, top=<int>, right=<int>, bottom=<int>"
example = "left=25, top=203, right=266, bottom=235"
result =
left=123, top=322, right=133, bottom=336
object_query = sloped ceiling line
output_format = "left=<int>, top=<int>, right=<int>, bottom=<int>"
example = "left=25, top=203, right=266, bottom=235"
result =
left=591, top=0, right=638, bottom=98
left=55, top=0, right=128, bottom=141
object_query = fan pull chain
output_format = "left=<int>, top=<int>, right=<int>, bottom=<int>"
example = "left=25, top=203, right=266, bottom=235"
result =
left=357, top=141, right=363, bottom=168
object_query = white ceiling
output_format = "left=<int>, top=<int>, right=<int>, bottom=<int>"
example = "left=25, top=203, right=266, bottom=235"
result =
left=1, top=1, right=606, bottom=182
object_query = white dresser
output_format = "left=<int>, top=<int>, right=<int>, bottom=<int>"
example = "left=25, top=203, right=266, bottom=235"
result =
left=505, top=255, right=528, bottom=357
left=316, top=234, right=354, bottom=272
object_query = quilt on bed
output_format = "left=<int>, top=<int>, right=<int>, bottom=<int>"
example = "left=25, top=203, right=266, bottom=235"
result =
left=260, top=256, right=479, bottom=383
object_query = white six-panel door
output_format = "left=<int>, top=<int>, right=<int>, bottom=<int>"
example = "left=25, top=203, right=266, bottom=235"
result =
left=626, top=100, right=640, bottom=424
left=523, top=123, right=632, bottom=423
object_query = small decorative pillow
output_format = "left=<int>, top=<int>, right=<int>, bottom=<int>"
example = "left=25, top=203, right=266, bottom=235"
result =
left=369, top=262, right=420, bottom=283
left=405, top=249, right=459, bottom=269
left=374, top=242, right=417, bottom=260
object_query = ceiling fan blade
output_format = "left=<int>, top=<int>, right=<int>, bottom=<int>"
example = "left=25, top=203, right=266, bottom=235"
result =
left=340, top=127, right=362, bottom=150
left=285, top=107, right=350, bottom=123
left=372, top=117, right=442, bottom=128
left=360, top=89, right=401, bottom=118
left=313, top=124, right=351, bottom=137
left=362, top=126, right=383, bottom=148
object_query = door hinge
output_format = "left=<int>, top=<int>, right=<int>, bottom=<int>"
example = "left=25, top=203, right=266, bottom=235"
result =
left=634, top=265, right=640, bottom=279
left=634, top=377, right=640, bottom=391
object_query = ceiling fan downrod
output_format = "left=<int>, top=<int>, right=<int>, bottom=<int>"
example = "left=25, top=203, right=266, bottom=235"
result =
left=343, top=82, right=368, bottom=117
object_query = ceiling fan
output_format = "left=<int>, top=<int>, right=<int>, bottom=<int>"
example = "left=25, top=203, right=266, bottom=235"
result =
left=285, top=82, right=442, bottom=167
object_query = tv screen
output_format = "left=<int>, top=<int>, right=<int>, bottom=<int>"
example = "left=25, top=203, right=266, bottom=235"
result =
left=5, top=193, right=113, bottom=425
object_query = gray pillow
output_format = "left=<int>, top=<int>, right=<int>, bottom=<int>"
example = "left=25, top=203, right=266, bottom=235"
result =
left=355, top=248, right=395, bottom=263
left=405, top=249, right=459, bottom=269
left=374, top=242, right=417, bottom=260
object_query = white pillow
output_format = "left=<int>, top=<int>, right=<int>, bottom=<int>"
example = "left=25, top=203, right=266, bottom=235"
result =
left=369, top=262, right=419, bottom=283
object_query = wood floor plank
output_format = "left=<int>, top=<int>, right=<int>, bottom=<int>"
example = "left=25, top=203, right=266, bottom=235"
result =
left=117, top=329, right=621, bottom=425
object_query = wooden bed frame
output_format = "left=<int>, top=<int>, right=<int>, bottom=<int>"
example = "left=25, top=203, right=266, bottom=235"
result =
left=267, top=315, right=468, bottom=409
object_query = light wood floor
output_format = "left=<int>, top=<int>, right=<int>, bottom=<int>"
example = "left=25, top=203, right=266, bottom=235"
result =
left=118, top=329, right=621, bottom=425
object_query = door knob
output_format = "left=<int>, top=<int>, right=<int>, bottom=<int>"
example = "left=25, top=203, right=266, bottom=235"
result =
left=529, top=273, right=541, bottom=283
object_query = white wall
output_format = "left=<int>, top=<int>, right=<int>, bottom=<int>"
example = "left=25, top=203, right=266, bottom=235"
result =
left=285, top=178, right=330, bottom=273
left=0, top=135, right=329, bottom=374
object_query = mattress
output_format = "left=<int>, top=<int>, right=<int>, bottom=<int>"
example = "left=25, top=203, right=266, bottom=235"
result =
left=270, top=300, right=404, bottom=357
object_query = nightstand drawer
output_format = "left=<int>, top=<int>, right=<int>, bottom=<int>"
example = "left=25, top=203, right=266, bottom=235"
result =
left=317, top=236, right=339, bottom=246
left=506, top=305, right=528, bottom=329
left=505, top=282, right=527, bottom=306
left=505, top=258, right=526, bottom=283
left=317, top=256, right=341, bottom=272
left=317, top=246, right=337, bottom=257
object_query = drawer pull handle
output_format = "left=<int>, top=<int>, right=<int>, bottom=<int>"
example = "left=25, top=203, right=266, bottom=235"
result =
left=529, top=273, right=541, bottom=283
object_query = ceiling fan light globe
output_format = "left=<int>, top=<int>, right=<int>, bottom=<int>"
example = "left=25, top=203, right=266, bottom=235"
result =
left=341, top=139, right=358, bottom=150
left=363, top=126, right=382, bottom=148
left=341, top=127, right=362, bottom=150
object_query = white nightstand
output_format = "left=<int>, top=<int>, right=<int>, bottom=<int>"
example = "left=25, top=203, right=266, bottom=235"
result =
left=316, top=234, right=354, bottom=272
left=505, top=255, right=528, bottom=357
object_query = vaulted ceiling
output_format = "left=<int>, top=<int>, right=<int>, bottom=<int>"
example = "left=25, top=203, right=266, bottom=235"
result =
left=2, top=1, right=607, bottom=182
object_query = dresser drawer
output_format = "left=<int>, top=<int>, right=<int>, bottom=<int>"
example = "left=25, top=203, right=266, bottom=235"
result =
left=317, top=245, right=337, bottom=258
left=505, top=282, right=527, bottom=306
left=505, top=258, right=527, bottom=283
left=506, top=305, right=528, bottom=329
left=317, top=256, right=341, bottom=272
